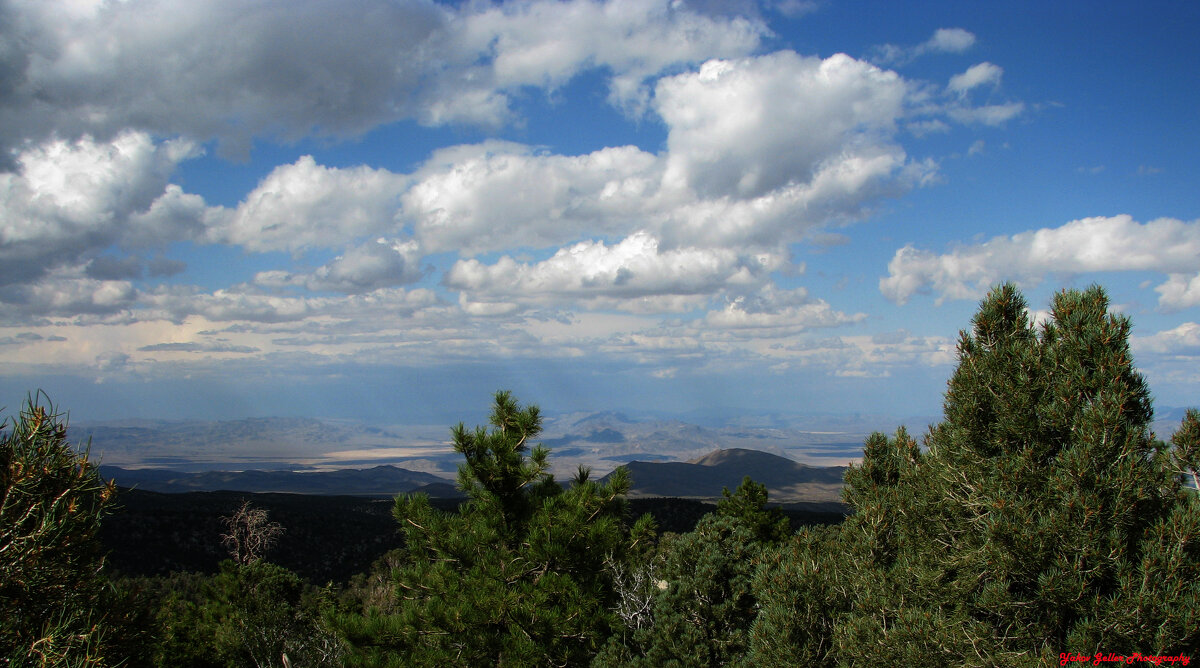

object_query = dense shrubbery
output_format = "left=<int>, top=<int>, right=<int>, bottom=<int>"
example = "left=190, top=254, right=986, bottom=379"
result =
left=5, top=284, right=1198, bottom=666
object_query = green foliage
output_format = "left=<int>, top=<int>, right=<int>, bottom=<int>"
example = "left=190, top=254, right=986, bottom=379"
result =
left=1, top=393, right=116, bottom=667
left=595, top=477, right=789, bottom=667
left=334, top=391, right=651, bottom=667
left=750, top=284, right=1200, bottom=664
left=716, top=476, right=791, bottom=544
left=1172, top=409, right=1200, bottom=493
left=133, top=561, right=344, bottom=668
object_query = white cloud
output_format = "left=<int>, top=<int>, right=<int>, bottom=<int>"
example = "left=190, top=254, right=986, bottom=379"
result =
left=881, top=215, right=1200, bottom=308
left=405, top=51, right=930, bottom=258
left=948, top=102, right=1025, bottom=126
left=948, top=62, right=1003, bottom=95
left=458, top=0, right=767, bottom=116
left=926, top=28, right=977, bottom=54
left=1134, top=322, right=1200, bottom=355
left=3, top=0, right=449, bottom=155
left=255, top=239, right=424, bottom=294
left=445, top=231, right=781, bottom=313
left=656, top=52, right=908, bottom=199
left=0, top=0, right=765, bottom=153
left=704, top=285, right=865, bottom=334
left=771, top=0, right=820, bottom=18
left=4, top=269, right=138, bottom=321
left=212, top=156, right=408, bottom=253
left=0, top=45, right=967, bottom=331
left=1155, top=274, right=1200, bottom=310
left=143, top=283, right=441, bottom=325
left=0, top=7, right=1038, bottom=385
left=0, top=132, right=201, bottom=288
left=146, top=286, right=318, bottom=324
left=766, top=331, right=955, bottom=376
left=873, top=27, right=977, bottom=66
left=404, top=142, right=660, bottom=255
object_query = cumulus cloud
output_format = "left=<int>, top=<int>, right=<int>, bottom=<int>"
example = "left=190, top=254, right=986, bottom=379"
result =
left=445, top=231, right=781, bottom=313
left=880, top=215, right=1200, bottom=308
left=404, top=142, right=660, bottom=255
left=211, top=156, right=408, bottom=253
left=948, top=62, right=1003, bottom=95
left=1134, top=322, right=1200, bottom=355
left=0, top=3, right=1041, bottom=385
left=85, top=256, right=145, bottom=281
left=458, top=0, right=767, bottom=116
left=0, top=39, right=987, bottom=331
left=0, top=132, right=201, bottom=287
left=656, top=52, right=907, bottom=198
left=926, top=28, right=977, bottom=53
left=704, top=285, right=865, bottom=334
left=255, top=239, right=424, bottom=294
left=873, top=27, right=977, bottom=66
left=144, top=286, right=319, bottom=324
left=407, top=50, right=933, bottom=259
left=0, top=0, right=765, bottom=154
left=0, top=267, right=138, bottom=323
left=1155, top=273, right=1200, bottom=310
left=1, top=0, right=447, bottom=155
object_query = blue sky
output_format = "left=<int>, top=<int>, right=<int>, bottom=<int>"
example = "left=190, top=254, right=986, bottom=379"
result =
left=1, top=0, right=1197, bottom=425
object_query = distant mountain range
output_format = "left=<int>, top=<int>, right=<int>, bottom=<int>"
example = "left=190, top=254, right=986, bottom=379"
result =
left=100, top=447, right=850, bottom=504
left=75, top=410, right=890, bottom=476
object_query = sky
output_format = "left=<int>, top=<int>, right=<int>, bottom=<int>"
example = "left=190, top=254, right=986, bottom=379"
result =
left=1, top=0, right=1198, bottom=426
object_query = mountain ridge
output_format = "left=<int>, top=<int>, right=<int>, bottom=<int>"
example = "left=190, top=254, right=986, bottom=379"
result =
left=604, top=447, right=847, bottom=503
left=99, top=447, right=850, bottom=502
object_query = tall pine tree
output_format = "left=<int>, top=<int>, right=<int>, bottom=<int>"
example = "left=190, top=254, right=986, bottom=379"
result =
left=751, top=284, right=1200, bottom=665
left=335, top=391, right=653, bottom=667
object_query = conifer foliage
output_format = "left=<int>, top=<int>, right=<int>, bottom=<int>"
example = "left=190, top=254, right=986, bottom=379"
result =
left=1, top=393, right=116, bottom=666
left=595, top=477, right=791, bottom=667
left=335, top=390, right=653, bottom=667
left=751, top=284, right=1200, bottom=664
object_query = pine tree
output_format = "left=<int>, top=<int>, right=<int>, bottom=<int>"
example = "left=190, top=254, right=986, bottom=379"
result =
left=1, top=393, right=116, bottom=666
left=751, top=284, right=1200, bottom=664
left=594, top=477, right=790, bottom=667
left=334, top=390, right=653, bottom=667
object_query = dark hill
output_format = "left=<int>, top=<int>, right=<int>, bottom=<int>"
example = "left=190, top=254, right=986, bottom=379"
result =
left=100, top=464, right=448, bottom=496
left=609, top=448, right=847, bottom=503
left=101, top=488, right=418, bottom=583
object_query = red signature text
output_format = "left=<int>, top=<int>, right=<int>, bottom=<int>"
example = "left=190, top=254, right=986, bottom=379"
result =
left=1060, top=653, right=1192, bottom=666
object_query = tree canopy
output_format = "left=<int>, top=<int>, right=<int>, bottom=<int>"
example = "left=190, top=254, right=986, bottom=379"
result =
left=751, top=284, right=1200, bottom=664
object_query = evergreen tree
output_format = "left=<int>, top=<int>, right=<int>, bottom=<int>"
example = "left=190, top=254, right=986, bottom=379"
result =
left=1, top=393, right=116, bottom=666
left=334, top=390, right=653, bottom=667
left=595, top=477, right=790, bottom=667
left=716, top=476, right=791, bottom=545
left=751, top=284, right=1200, bottom=664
